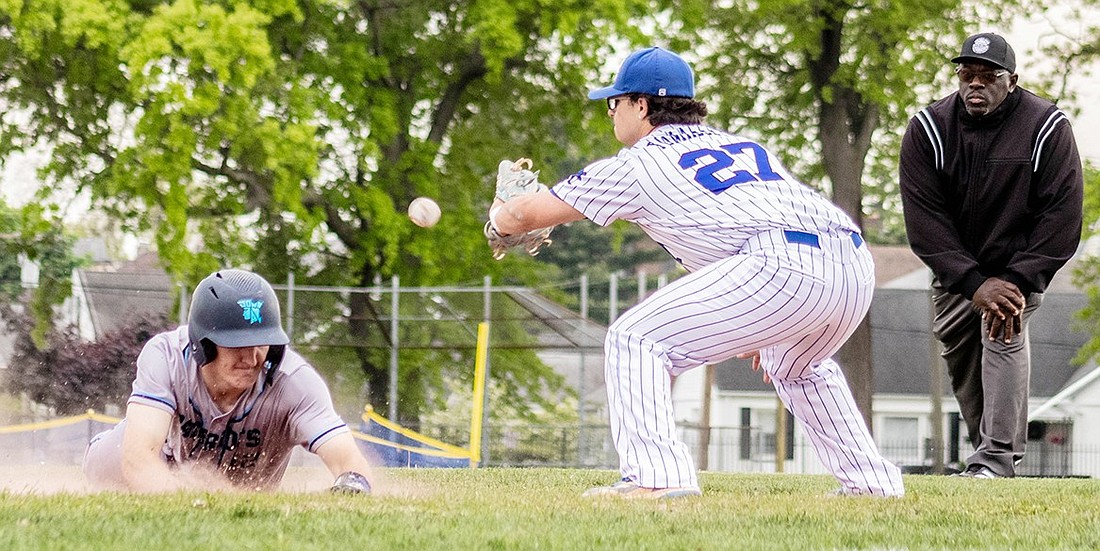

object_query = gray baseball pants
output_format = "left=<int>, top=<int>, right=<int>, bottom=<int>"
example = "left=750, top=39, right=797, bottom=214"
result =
left=931, top=280, right=1043, bottom=476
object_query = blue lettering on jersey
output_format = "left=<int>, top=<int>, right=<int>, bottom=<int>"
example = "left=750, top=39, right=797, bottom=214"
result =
left=238, top=299, right=264, bottom=324
left=649, top=125, right=722, bottom=146
left=678, top=142, right=782, bottom=194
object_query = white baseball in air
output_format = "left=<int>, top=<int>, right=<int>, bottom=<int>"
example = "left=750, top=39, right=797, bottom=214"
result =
left=407, top=197, right=441, bottom=228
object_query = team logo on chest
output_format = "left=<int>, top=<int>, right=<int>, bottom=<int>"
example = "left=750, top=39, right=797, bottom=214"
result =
left=238, top=299, right=264, bottom=324
left=178, top=412, right=265, bottom=468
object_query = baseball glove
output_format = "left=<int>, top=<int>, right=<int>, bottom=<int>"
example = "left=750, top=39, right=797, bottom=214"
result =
left=485, top=158, right=554, bottom=260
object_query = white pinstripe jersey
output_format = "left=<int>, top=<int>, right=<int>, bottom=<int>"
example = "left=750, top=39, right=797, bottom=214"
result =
left=550, top=124, right=859, bottom=272
left=128, top=327, right=349, bottom=489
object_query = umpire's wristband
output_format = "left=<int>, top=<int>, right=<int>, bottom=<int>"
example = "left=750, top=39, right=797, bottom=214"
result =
left=330, top=471, right=372, bottom=495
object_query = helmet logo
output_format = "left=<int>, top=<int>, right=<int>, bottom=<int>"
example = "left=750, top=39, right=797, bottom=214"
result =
left=238, top=299, right=265, bottom=324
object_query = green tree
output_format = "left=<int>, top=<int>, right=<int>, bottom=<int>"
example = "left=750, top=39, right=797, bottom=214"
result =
left=1072, top=165, right=1100, bottom=362
left=660, top=0, right=1022, bottom=425
left=1029, top=2, right=1100, bottom=104
left=0, top=199, right=80, bottom=347
left=0, top=0, right=649, bottom=421
left=1032, top=4, right=1100, bottom=364
left=2, top=309, right=171, bottom=415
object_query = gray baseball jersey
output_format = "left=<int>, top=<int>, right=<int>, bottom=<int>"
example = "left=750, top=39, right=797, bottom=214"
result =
left=553, top=124, right=903, bottom=496
left=83, top=326, right=349, bottom=490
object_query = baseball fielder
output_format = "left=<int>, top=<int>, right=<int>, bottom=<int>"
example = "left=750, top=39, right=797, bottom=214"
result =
left=82, top=269, right=374, bottom=493
left=488, top=47, right=904, bottom=498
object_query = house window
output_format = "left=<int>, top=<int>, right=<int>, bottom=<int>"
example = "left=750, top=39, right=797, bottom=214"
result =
left=879, top=416, right=921, bottom=464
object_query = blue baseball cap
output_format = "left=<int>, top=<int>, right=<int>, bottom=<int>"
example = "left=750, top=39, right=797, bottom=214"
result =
left=588, top=47, right=695, bottom=100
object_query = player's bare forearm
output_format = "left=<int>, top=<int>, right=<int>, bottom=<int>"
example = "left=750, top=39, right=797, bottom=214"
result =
left=492, top=193, right=585, bottom=235
left=121, top=445, right=184, bottom=492
left=119, top=402, right=184, bottom=492
left=315, top=432, right=374, bottom=480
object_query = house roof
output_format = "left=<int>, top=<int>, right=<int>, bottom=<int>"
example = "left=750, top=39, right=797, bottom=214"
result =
left=77, top=249, right=175, bottom=338
left=714, top=288, right=1089, bottom=398
left=867, top=244, right=925, bottom=286
left=506, top=289, right=608, bottom=407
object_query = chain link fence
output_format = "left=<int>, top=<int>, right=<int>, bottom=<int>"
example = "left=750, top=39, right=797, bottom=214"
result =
left=4, top=270, right=1099, bottom=478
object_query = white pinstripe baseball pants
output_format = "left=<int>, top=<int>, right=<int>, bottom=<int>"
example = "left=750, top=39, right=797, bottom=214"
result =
left=604, top=229, right=904, bottom=496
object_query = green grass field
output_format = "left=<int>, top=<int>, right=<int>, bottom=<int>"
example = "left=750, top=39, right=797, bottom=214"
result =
left=2, top=468, right=1099, bottom=550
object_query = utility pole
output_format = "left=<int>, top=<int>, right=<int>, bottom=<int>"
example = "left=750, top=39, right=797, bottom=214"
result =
left=697, top=365, right=715, bottom=470
left=929, top=284, right=945, bottom=474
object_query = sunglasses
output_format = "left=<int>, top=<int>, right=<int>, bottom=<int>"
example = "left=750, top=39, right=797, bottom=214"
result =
left=955, top=66, right=1009, bottom=85
left=607, top=97, right=625, bottom=111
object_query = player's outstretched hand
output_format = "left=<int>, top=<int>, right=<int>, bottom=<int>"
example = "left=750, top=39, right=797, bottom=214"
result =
left=330, top=471, right=372, bottom=495
left=485, top=158, right=554, bottom=259
left=737, top=351, right=770, bottom=384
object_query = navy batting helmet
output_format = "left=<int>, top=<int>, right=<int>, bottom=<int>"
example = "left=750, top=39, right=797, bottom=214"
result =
left=187, top=269, right=289, bottom=368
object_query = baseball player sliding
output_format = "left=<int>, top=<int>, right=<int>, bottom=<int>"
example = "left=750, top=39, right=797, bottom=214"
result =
left=487, top=47, right=904, bottom=498
left=82, top=269, right=374, bottom=494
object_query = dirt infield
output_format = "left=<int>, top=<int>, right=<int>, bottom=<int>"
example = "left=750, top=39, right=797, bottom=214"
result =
left=0, top=465, right=92, bottom=494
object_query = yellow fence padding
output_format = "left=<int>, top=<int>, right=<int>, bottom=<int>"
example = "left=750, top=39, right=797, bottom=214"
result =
left=0, top=409, right=120, bottom=434
left=0, top=408, right=472, bottom=461
left=357, top=405, right=472, bottom=459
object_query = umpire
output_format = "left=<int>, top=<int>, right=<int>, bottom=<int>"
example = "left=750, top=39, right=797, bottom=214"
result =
left=899, top=32, right=1083, bottom=478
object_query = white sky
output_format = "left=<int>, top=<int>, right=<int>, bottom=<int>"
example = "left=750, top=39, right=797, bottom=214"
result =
left=0, top=149, right=45, bottom=208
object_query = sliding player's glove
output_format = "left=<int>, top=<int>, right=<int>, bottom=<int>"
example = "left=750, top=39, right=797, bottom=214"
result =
left=330, top=471, right=372, bottom=495
left=485, top=158, right=554, bottom=260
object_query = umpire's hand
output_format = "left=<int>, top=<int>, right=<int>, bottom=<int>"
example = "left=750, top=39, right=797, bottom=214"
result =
left=973, top=277, right=1025, bottom=343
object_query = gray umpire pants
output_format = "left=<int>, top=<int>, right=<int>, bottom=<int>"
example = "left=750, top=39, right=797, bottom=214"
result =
left=931, top=280, right=1043, bottom=477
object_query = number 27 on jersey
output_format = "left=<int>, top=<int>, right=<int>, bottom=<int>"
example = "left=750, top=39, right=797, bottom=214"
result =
left=678, top=142, right=781, bottom=194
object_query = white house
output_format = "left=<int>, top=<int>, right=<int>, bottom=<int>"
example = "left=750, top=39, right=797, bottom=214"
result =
left=1, top=239, right=175, bottom=368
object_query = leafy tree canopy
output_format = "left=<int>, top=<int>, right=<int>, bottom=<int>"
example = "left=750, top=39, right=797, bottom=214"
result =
left=0, top=0, right=653, bottom=419
left=664, top=0, right=1024, bottom=243
left=0, top=198, right=80, bottom=347
left=1072, top=165, right=1100, bottom=363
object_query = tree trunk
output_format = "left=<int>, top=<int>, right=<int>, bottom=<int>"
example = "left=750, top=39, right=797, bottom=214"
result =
left=348, top=270, right=389, bottom=414
left=819, top=97, right=878, bottom=430
left=835, top=318, right=874, bottom=430
left=811, top=21, right=881, bottom=431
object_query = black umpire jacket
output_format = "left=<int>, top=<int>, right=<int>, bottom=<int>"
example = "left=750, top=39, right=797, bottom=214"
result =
left=899, top=87, right=1084, bottom=300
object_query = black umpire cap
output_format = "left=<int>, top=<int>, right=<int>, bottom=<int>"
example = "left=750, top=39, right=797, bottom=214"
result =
left=952, top=32, right=1016, bottom=73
